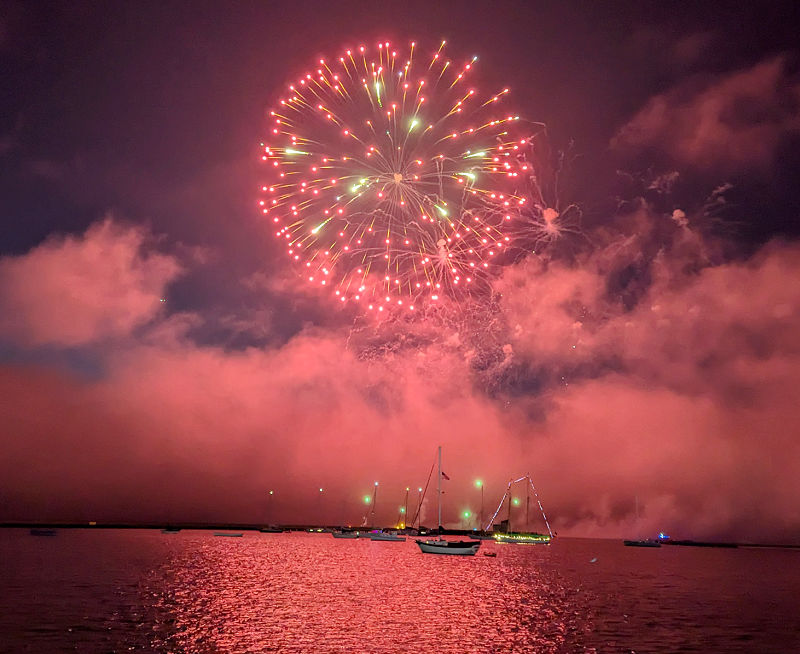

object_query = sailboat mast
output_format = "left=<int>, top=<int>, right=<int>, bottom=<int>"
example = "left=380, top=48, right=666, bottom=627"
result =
left=507, top=481, right=512, bottom=533
left=525, top=476, right=530, bottom=529
left=437, top=446, right=442, bottom=531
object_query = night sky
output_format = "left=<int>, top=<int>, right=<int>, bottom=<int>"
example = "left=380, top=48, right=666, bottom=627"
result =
left=2, top=1, right=799, bottom=541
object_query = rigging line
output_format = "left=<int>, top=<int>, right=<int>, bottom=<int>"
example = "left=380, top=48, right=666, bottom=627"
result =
left=528, top=475, right=554, bottom=538
left=484, top=479, right=513, bottom=531
left=410, top=456, right=436, bottom=529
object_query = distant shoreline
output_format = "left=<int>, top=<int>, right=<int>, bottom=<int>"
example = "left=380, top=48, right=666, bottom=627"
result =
left=3, top=522, right=800, bottom=549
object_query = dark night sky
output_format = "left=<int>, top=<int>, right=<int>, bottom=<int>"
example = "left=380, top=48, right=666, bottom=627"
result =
left=1, top=1, right=799, bottom=540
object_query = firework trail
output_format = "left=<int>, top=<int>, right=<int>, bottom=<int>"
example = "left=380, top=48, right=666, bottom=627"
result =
left=260, top=40, right=536, bottom=313
left=505, top=135, right=584, bottom=257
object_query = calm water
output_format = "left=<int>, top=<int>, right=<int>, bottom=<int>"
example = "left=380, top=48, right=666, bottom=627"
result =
left=1, top=530, right=798, bottom=653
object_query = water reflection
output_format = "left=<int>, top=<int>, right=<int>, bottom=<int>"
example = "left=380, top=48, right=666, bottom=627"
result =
left=2, top=530, right=799, bottom=653
left=148, top=533, right=588, bottom=653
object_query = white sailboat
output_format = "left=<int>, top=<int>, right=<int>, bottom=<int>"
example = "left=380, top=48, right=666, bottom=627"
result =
left=416, top=446, right=481, bottom=556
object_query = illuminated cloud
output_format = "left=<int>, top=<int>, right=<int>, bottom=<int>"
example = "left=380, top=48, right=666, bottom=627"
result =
left=0, top=209, right=798, bottom=542
left=612, top=56, right=800, bottom=173
left=0, top=219, right=182, bottom=347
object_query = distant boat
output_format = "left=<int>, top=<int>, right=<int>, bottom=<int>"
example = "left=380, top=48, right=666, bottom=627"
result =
left=368, top=532, right=406, bottom=541
left=332, top=531, right=360, bottom=539
left=29, top=528, right=57, bottom=537
left=624, top=539, right=661, bottom=548
left=258, top=526, right=283, bottom=533
left=214, top=532, right=243, bottom=537
left=416, top=446, right=481, bottom=556
left=161, top=527, right=181, bottom=534
left=623, top=496, right=660, bottom=548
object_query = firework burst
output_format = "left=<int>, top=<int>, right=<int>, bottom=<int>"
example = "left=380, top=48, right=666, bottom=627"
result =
left=260, top=40, right=532, bottom=313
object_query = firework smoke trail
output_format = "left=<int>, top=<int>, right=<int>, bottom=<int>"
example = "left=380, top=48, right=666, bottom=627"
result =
left=259, top=40, right=536, bottom=313
left=504, top=134, right=584, bottom=257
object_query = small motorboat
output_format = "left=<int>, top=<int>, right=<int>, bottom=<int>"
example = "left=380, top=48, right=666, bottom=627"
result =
left=483, top=551, right=497, bottom=557
left=161, top=527, right=181, bottom=534
left=258, top=526, right=284, bottom=533
left=332, top=531, right=360, bottom=539
left=214, top=532, right=244, bottom=537
left=417, top=539, right=481, bottom=555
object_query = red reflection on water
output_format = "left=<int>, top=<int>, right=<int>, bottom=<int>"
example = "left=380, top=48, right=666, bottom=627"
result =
left=149, top=532, right=571, bottom=652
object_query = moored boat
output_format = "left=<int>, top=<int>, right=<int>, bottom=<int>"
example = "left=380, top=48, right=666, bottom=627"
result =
left=494, top=532, right=551, bottom=545
left=623, top=497, right=660, bottom=547
left=332, top=531, right=360, bottom=539
left=417, top=539, right=481, bottom=555
left=214, top=532, right=243, bottom=537
left=623, top=539, right=661, bottom=547
left=369, top=531, right=406, bottom=541
left=483, top=473, right=554, bottom=543
left=415, top=447, right=481, bottom=556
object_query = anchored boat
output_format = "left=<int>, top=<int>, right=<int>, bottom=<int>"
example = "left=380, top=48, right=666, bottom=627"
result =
left=369, top=531, right=406, bottom=541
left=623, top=539, right=661, bottom=547
left=484, top=473, right=554, bottom=545
left=416, top=446, right=481, bottom=556
left=623, top=496, right=661, bottom=547
left=417, top=539, right=480, bottom=555
left=494, top=532, right=551, bottom=545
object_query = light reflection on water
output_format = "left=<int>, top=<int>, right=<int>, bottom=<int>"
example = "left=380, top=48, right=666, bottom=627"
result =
left=1, top=530, right=799, bottom=652
left=149, top=534, right=582, bottom=653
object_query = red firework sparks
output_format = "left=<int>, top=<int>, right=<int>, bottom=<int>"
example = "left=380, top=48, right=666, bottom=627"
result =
left=260, top=40, right=532, bottom=313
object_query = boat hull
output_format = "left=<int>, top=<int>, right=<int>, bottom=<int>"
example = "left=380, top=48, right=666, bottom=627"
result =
left=332, top=532, right=359, bottom=539
left=369, top=533, right=406, bottom=541
left=417, top=539, right=481, bottom=555
left=494, top=533, right=551, bottom=545
left=623, top=539, right=661, bottom=547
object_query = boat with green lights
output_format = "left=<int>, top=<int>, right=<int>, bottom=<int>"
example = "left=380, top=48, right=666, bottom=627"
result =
left=483, top=473, right=555, bottom=544
left=494, top=532, right=551, bottom=544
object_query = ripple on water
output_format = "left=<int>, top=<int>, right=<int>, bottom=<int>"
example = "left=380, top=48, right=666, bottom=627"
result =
left=1, top=530, right=799, bottom=653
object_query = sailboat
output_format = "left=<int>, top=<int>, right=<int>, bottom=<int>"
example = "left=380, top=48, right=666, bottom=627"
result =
left=416, top=446, right=482, bottom=556
left=623, top=495, right=661, bottom=547
left=485, top=474, right=554, bottom=544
